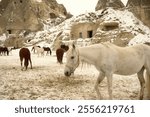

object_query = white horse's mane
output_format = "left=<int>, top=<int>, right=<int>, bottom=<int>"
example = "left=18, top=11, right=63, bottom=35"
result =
left=80, top=60, right=91, bottom=70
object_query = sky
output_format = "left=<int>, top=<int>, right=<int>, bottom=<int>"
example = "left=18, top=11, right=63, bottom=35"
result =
left=0, top=0, right=128, bottom=15
left=57, top=0, right=128, bottom=16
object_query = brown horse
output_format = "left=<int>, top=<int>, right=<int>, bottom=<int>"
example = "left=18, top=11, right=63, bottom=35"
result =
left=56, top=44, right=69, bottom=64
left=19, top=48, right=32, bottom=70
left=56, top=48, right=65, bottom=64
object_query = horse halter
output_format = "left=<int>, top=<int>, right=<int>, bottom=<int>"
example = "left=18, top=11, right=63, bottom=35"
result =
left=65, top=48, right=80, bottom=73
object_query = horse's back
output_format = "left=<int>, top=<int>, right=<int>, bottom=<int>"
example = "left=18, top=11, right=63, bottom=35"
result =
left=35, top=46, right=44, bottom=52
left=43, top=47, right=50, bottom=50
left=140, top=43, right=150, bottom=65
left=101, top=43, right=148, bottom=56
left=103, top=43, right=150, bottom=75
left=56, top=48, right=64, bottom=54
left=19, top=48, right=31, bottom=58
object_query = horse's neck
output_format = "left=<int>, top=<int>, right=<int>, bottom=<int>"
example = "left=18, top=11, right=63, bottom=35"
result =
left=78, top=47, right=98, bottom=65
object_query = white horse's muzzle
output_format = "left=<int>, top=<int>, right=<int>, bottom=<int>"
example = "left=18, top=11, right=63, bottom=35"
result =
left=64, top=65, right=74, bottom=77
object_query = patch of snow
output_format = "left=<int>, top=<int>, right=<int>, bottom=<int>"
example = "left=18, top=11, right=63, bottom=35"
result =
left=11, top=7, right=150, bottom=48
left=34, top=0, right=42, bottom=3
left=0, top=33, right=7, bottom=42
left=128, top=34, right=150, bottom=45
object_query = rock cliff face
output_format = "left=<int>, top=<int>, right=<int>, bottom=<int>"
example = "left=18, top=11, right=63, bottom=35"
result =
left=0, top=0, right=68, bottom=35
left=127, top=0, right=150, bottom=28
left=95, top=0, right=125, bottom=11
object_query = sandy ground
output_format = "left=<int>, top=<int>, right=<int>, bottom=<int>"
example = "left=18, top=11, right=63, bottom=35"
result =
left=0, top=48, right=146, bottom=100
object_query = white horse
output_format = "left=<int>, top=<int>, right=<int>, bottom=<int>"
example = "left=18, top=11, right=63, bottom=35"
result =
left=32, top=46, right=44, bottom=57
left=7, top=47, right=14, bottom=55
left=64, top=42, right=150, bottom=100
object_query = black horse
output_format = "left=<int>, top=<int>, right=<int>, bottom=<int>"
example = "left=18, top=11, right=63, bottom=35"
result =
left=43, top=47, right=52, bottom=55
left=60, top=44, right=69, bottom=52
left=19, top=48, right=32, bottom=70
left=0, top=46, right=9, bottom=56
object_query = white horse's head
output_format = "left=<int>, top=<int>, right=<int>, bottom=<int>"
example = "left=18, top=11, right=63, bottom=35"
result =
left=64, top=44, right=79, bottom=77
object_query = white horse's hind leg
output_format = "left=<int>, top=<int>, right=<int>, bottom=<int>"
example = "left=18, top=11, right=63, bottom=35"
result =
left=145, top=70, right=150, bottom=99
left=95, top=72, right=105, bottom=99
left=106, top=73, right=113, bottom=100
left=137, top=67, right=145, bottom=100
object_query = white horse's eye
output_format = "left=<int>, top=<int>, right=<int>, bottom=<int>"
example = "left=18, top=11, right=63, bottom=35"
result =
left=71, top=56, right=74, bottom=59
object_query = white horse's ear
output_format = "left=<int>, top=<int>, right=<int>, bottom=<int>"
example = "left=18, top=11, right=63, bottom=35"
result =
left=72, top=40, right=76, bottom=49
left=69, top=40, right=76, bottom=49
left=72, top=43, right=75, bottom=49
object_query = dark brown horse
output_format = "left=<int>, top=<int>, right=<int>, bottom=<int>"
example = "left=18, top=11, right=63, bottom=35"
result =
left=19, top=48, right=32, bottom=70
left=0, top=46, right=9, bottom=56
left=56, top=48, right=65, bottom=64
left=56, top=44, right=69, bottom=64
left=60, top=44, right=69, bottom=52
left=43, top=47, right=52, bottom=55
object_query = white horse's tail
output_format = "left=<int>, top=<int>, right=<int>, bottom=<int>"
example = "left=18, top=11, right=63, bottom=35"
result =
left=145, top=71, right=150, bottom=99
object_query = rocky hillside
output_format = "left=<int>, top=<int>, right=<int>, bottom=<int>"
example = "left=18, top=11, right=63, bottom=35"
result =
left=0, top=0, right=68, bottom=35
left=1, top=0, right=150, bottom=48
left=21, top=7, right=150, bottom=50
left=95, top=0, right=125, bottom=11
left=127, top=0, right=150, bottom=28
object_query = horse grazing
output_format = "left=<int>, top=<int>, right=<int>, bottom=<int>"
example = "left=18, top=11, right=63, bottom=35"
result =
left=64, top=42, right=150, bottom=100
left=31, top=45, right=41, bottom=54
left=32, top=46, right=44, bottom=56
left=56, top=48, right=65, bottom=64
left=19, top=48, right=32, bottom=70
left=55, top=44, right=69, bottom=64
left=43, top=47, right=52, bottom=55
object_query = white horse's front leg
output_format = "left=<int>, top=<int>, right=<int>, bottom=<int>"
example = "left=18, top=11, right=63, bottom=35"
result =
left=106, top=73, right=113, bottom=100
left=137, top=67, right=145, bottom=100
left=95, top=72, right=105, bottom=99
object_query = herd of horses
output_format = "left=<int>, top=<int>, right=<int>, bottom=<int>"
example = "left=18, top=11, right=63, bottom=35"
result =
left=19, top=44, right=69, bottom=70
left=2, top=42, right=150, bottom=99
left=31, top=46, right=52, bottom=56
left=0, top=44, right=68, bottom=70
